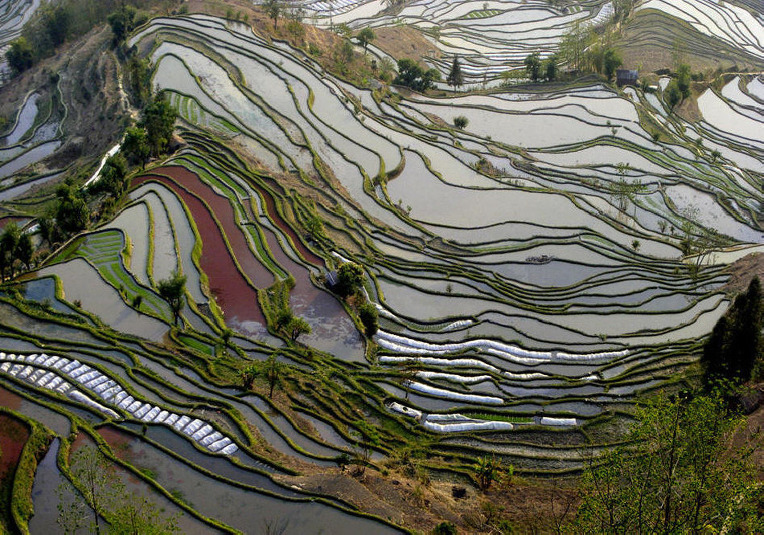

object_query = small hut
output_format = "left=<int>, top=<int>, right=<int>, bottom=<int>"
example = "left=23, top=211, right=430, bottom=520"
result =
left=616, top=69, right=638, bottom=87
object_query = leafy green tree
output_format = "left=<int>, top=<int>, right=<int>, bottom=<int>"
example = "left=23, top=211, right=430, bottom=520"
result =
left=349, top=420, right=380, bottom=475
left=474, top=456, right=499, bottom=490
left=702, top=277, right=762, bottom=385
left=432, top=521, right=457, bottom=535
left=356, top=27, right=375, bottom=54
left=575, top=391, right=761, bottom=533
left=107, top=5, right=138, bottom=45
left=544, top=54, right=558, bottom=81
left=42, top=5, right=71, bottom=48
left=335, top=262, right=365, bottom=297
left=603, top=48, right=622, bottom=81
left=263, top=0, right=282, bottom=28
left=139, top=93, right=177, bottom=158
left=358, top=302, right=378, bottom=336
left=665, top=79, right=681, bottom=108
left=394, top=58, right=440, bottom=92
left=95, top=154, right=129, bottom=197
left=127, top=57, right=152, bottom=107
left=157, top=271, right=187, bottom=326
left=446, top=56, right=463, bottom=89
left=676, top=62, right=691, bottom=98
left=264, top=352, right=283, bottom=398
left=0, top=223, right=21, bottom=280
left=55, top=183, right=89, bottom=235
left=62, top=445, right=114, bottom=534
left=559, top=23, right=588, bottom=72
left=239, top=363, right=259, bottom=390
left=108, top=491, right=180, bottom=535
left=122, top=126, right=150, bottom=167
left=453, top=115, right=468, bottom=129
left=15, top=233, right=34, bottom=271
left=524, top=52, right=541, bottom=82
left=286, top=316, right=311, bottom=342
left=6, top=38, right=35, bottom=74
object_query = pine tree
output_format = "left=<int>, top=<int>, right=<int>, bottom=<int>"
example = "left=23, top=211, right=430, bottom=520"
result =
left=446, top=56, right=463, bottom=89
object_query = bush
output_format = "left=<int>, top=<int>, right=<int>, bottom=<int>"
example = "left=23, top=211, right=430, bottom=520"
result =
left=432, top=522, right=457, bottom=535
left=453, top=116, right=468, bottom=129
left=358, top=302, right=378, bottom=337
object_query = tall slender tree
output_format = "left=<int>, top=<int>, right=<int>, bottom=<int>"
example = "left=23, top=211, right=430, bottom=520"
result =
left=446, top=56, right=464, bottom=89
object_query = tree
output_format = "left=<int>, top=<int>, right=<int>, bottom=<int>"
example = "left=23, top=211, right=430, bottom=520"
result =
left=394, top=58, right=440, bottom=92
left=676, top=62, right=691, bottom=98
left=263, top=0, right=282, bottom=28
left=432, top=522, right=457, bottom=535
left=139, top=93, right=177, bottom=158
left=55, top=183, right=89, bottom=236
left=0, top=223, right=21, bottom=280
left=664, top=79, right=681, bottom=108
left=60, top=444, right=178, bottom=535
left=16, top=233, right=34, bottom=271
left=264, top=352, right=283, bottom=398
left=559, top=23, right=587, bottom=72
left=95, top=154, right=129, bottom=197
left=702, top=277, right=762, bottom=385
left=356, top=27, right=375, bottom=54
left=453, top=115, right=468, bottom=129
left=603, top=48, right=622, bottom=81
left=474, top=456, right=499, bottom=490
left=358, top=302, right=378, bottom=336
left=43, top=5, right=71, bottom=48
left=544, top=54, right=558, bottom=81
left=349, top=420, right=380, bottom=475
left=575, top=392, right=761, bottom=533
left=107, top=5, right=138, bottom=45
left=6, top=38, right=35, bottom=75
left=286, top=316, right=311, bottom=342
left=446, top=56, right=463, bottom=89
left=122, top=127, right=150, bottom=167
left=335, top=262, right=365, bottom=297
left=524, top=52, right=541, bottom=82
left=240, top=363, right=259, bottom=390
left=157, top=271, right=187, bottom=325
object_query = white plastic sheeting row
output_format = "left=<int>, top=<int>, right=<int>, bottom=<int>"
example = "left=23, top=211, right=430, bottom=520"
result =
left=0, top=352, right=238, bottom=455
left=406, top=380, right=504, bottom=405
left=388, top=401, right=514, bottom=433
left=375, top=330, right=628, bottom=365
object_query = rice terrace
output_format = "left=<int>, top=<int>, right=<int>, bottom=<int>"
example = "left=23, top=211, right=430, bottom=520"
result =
left=0, top=0, right=762, bottom=533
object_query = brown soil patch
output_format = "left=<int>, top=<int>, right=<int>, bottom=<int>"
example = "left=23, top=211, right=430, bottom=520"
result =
left=374, top=26, right=441, bottom=64
left=722, top=252, right=764, bottom=294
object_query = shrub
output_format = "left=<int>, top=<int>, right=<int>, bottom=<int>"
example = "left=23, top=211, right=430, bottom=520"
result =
left=358, top=302, right=378, bottom=336
left=453, top=116, right=468, bottom=129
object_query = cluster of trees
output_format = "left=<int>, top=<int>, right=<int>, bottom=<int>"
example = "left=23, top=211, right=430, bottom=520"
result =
left=523, top=52, right=559, bottom=82
left=331, top=262, right=378, bottom=337
left=6, top=0, right=148, bottom=76
left=58, top=444, right=179, bottom=534
left=240, top=352, right=283, bottom=398
left=557, top=24, right=623, bottom=81
left=394, top=58, right=440, bottom=92
left=0, top=223, right=34, bottom=281
left=575, top=390, right=761, bottom=533
left=122, top=92, right=178, bottom=166
left=664, top=63, right=692, bottom=108
left=702, top=276, right=762, bottom=386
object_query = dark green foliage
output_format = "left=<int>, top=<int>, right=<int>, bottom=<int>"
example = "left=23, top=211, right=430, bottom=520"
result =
left=107, top=5, right=137, bottom=45
left=0, top=223, right=21, bottom=280
left=676, top=63, right=692, bottom=98
left=665, top=79, right=681, bottom=108
left=55, top=182, right=89, bottom=235
left=702, top=277, right=762, bottom=385
left=335, top=262, right=365, bottom=298
left=524, top=52, right=541, bottom=82
left=139, top=93, right=178, bottom=158
left=356, top=27, right=375, bottom=54
left=575, top=392, right=761, bottom=533
left=286, top=316, right=311, bottom=342
left=358, top=302, right=378, bottom=337
left=446, top=56, right=463, bottom=89
left=453, top=115, right=468, bottom=129
left=92, top=154, right=128, bottom=197
left=15, top=234, right=34, bottom=271
left=6, top=38, right=35, bottom=74
left=432, top=522, right=457, bottom=535
left=127, top=57, right=152, bottom=107
left=157, top=271, right=187, bottom=326
left=42, top=5, right=71, bottom=48
left=603, top=49, right=622, bottom=81
left=394, top=58, right=440, bottom=92
left=544, top=54, right=558, bottom=81
left=122, top=126, right=150, bottom=167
